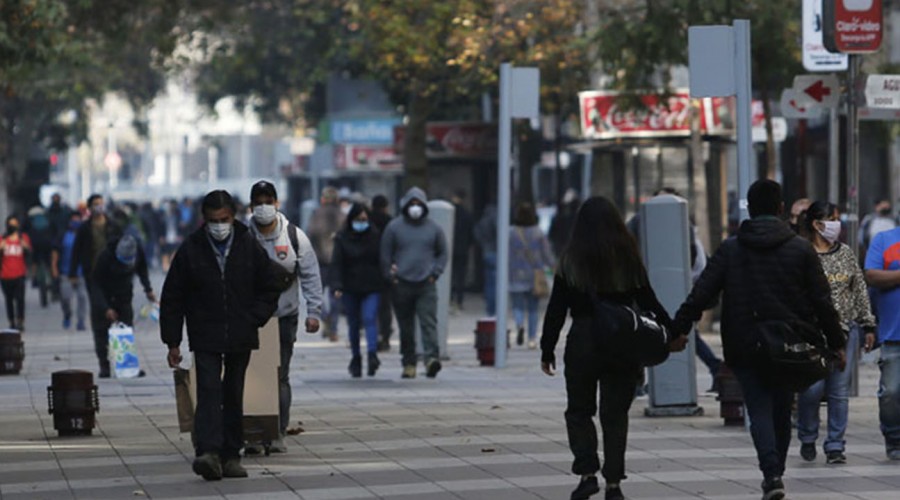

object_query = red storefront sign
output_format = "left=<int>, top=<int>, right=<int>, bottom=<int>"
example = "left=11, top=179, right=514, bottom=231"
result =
left=394, top=123, right=497, bottom=159
left=825, top=0, right=883, bottom=53
left=578, top=91, right=760, bottom=140
left=333, top=145, right=399, bottom=170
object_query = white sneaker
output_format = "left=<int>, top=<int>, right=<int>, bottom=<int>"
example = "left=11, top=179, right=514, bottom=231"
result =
left=269, top=438, right=287, bottom=454
left=528, top=340, right=537, bottom=350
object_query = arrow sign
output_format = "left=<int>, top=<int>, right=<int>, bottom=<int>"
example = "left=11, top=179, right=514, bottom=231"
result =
left=804, top=80, right=831, bottom=102
left=792, top=74, right=840, bottom=109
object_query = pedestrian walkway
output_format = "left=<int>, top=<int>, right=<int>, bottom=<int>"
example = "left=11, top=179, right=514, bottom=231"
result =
left=0, top=274, right=897, bottom=499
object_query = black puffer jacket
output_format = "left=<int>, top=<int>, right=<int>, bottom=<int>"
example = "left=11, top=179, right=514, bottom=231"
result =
left=90, top=238, right=152, bottom=313
left=672, top=217, right=845, bottom=368
left=160, top=221, right=280, bottom=353
left=330, top=227, right=385, bottom=295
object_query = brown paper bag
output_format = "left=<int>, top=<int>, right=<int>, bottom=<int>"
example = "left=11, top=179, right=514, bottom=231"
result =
left=173, top=368, right=194, bottom=432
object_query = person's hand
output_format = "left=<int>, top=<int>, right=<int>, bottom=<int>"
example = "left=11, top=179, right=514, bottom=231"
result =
left=145, top=291, right=157, bottom=303
left=167, top=347, right=182, bottom=368
left=541, top=360, right=556, bottom=376
left=835, top=348, right=847, bottom=371
left=427, top=276, right=436, bottom=284
left=105, top=309, right=118, bottom=322
left=668, top=335, right=689, bottom=352
left=305, top=318, right=320, bottom=333
left=865, top=332, right=877, bottom=352
left=69, top=276, right=79, bottom=285
left=333, top=290, right=343, bottom=299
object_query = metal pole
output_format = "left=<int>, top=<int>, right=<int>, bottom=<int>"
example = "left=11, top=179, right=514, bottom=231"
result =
left=734, top=19, right=754, bottom=221
left=847, top=54, right=860, bottom=255
left=829, top=106, right=840, bottom=203
left=847, top=55, right=861, bottom=399
left=495, top=63, right=512, bottom=369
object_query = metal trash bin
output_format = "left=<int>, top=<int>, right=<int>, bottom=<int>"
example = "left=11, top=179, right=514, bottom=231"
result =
left=0, top=328, right=24, bottom=375
left=715, top=364, right=745, bottom=426
left=47, top=370, right=99, bottom=436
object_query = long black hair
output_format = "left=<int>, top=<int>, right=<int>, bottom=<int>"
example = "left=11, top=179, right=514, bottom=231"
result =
left=800, top=200, right=838, bottom=242
left=559, top=196, right=647, bottom=293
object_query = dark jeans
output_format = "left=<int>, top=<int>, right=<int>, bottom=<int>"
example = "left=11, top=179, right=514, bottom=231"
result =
left=392, top=280, right=438, bottom=367
left=733, top=365, right=793, bottom=480
left=278, top=313, right=299, bottom=435
left=194, top=350, right=252, bottom=459
left=695, top=333, right=722, bottom=377
left=343, top=292, right=380, bottom=357
left=482, top=252, right=497, bottom=316
left=378, top=288, right=393, bottom=344
left=1, top=277, right=25, bottom=326
left=451, top=256, right=468, bottom=306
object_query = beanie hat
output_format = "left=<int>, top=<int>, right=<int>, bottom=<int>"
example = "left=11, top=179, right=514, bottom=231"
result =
left=115, top=236, right=138, bottom=266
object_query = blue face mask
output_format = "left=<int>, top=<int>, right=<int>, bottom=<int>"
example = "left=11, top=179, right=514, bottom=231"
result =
left=352, top=221, right=369, bottom=233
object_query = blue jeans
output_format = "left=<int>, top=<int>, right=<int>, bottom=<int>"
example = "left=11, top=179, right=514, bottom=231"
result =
left=798, top=327, right=858, bottom=452
left=695, top=332, right=722, bottom=377
left=343, top=292, right=380, bottom=357
left=733, top=366, right=793, bottom=480
left=879, top=342, right=900, bottom=448
left=511, top=291, right=539, bottom=340
left=483, top=253, right=497, bottom=316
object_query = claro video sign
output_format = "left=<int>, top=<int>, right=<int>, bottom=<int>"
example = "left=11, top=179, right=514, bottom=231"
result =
left=823, top=0, right=883, bottom=54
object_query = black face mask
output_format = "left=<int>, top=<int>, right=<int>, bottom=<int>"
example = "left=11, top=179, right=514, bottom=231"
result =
left=880, top=208, right=892, bottom=216
left=6, top=224, right=18, bottom=234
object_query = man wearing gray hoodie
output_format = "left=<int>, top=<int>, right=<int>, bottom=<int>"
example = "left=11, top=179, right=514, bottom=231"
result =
left=381, top=187, right=448, bottom=379
left=247, top=180, right=323, bottom=453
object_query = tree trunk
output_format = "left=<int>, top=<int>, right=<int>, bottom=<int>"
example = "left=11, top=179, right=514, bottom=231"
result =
left=516, top=122, right=540, bottom=205
left=761, top=88, right=776, bottom=179
left=403, top=91, right=431, bottom=191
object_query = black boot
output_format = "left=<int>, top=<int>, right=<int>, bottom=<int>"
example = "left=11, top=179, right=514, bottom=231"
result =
left=348, top=355, right=362, bottom=378
left=367, top=352, right=381, bottom=377
left=516, top=327, right=525, bottom=346
left=99, top=359, right=111, bottom=379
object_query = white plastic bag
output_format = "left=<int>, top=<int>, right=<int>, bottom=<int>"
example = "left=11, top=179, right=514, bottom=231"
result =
left=108, top=322, right=141, bottom=378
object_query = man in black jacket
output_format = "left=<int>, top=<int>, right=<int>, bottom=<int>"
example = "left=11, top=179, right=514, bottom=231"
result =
left=160, top=190, right=280, bottom=481
left=672, top=180, right=845, bottom=500
left=91, top=235, right=154, bottom=377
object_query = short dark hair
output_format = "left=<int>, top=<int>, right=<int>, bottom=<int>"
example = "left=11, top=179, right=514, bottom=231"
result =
left=372, top=194, right=389, bottom=210
left=747, top=179, right=782, bottom=218
left=250, top=180, right=278, bottom=202
left=87, top=194, right=103, bottom=207
left=201, top=190, right=237, bottom=216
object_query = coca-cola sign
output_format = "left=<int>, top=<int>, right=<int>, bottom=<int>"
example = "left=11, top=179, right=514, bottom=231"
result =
left=394, top=123, right=497, bottom=159
left=578, top=91, right=736, bottom=139
left=333, top=145, right=399, bottom=171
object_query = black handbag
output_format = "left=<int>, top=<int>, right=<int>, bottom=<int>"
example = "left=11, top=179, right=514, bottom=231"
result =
left=592, top=295, right=671, bottom=368
left=739, top=245, right=831, bottom=392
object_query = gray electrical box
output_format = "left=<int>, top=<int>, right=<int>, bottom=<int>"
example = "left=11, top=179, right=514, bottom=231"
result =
left=426, top=200, right=454, bottom=359
left=640, top=195, right=702, bottom=416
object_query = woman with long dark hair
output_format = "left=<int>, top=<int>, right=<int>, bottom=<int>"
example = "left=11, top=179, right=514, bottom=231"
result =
left=509, top=201, right=554, bottom=349
left=331, top=203, right=385, bottom=377
left=0, top=215, right=32, bottom=331
left=796, top=201, right=875, bottom=464
left=541, top=197, right=683, bottom=500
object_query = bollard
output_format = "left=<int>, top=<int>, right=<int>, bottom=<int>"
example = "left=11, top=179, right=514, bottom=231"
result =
left=475, top=318, right=496, bottom=366
left=47, top=370, right=99, bottom=436
left=0, top=329, right=24, bottom=375
left=715, top=364, right=745, bottom=426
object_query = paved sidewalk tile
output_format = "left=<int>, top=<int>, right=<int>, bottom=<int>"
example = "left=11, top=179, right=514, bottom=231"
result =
left=0, top=271, right=896, bottom=499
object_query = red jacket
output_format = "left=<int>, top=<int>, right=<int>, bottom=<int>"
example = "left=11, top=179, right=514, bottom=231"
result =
left=0, top=233, right=31, bottom=280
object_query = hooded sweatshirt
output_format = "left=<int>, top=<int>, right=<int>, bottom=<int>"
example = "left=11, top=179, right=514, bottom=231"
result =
left=249, top=212, right=323, bottom=319
left=380, top=187, right=448, bottom=283
left=673, top=217, right=844, bottom=368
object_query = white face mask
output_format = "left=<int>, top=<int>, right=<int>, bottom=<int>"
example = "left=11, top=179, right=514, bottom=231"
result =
left=407, top=205, right=424, bottom=220
left=817, top=220, right=841, bottom=244
left=252, top=204, right=277, bottom=225
left=207, top=222, right=233, bottom=241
